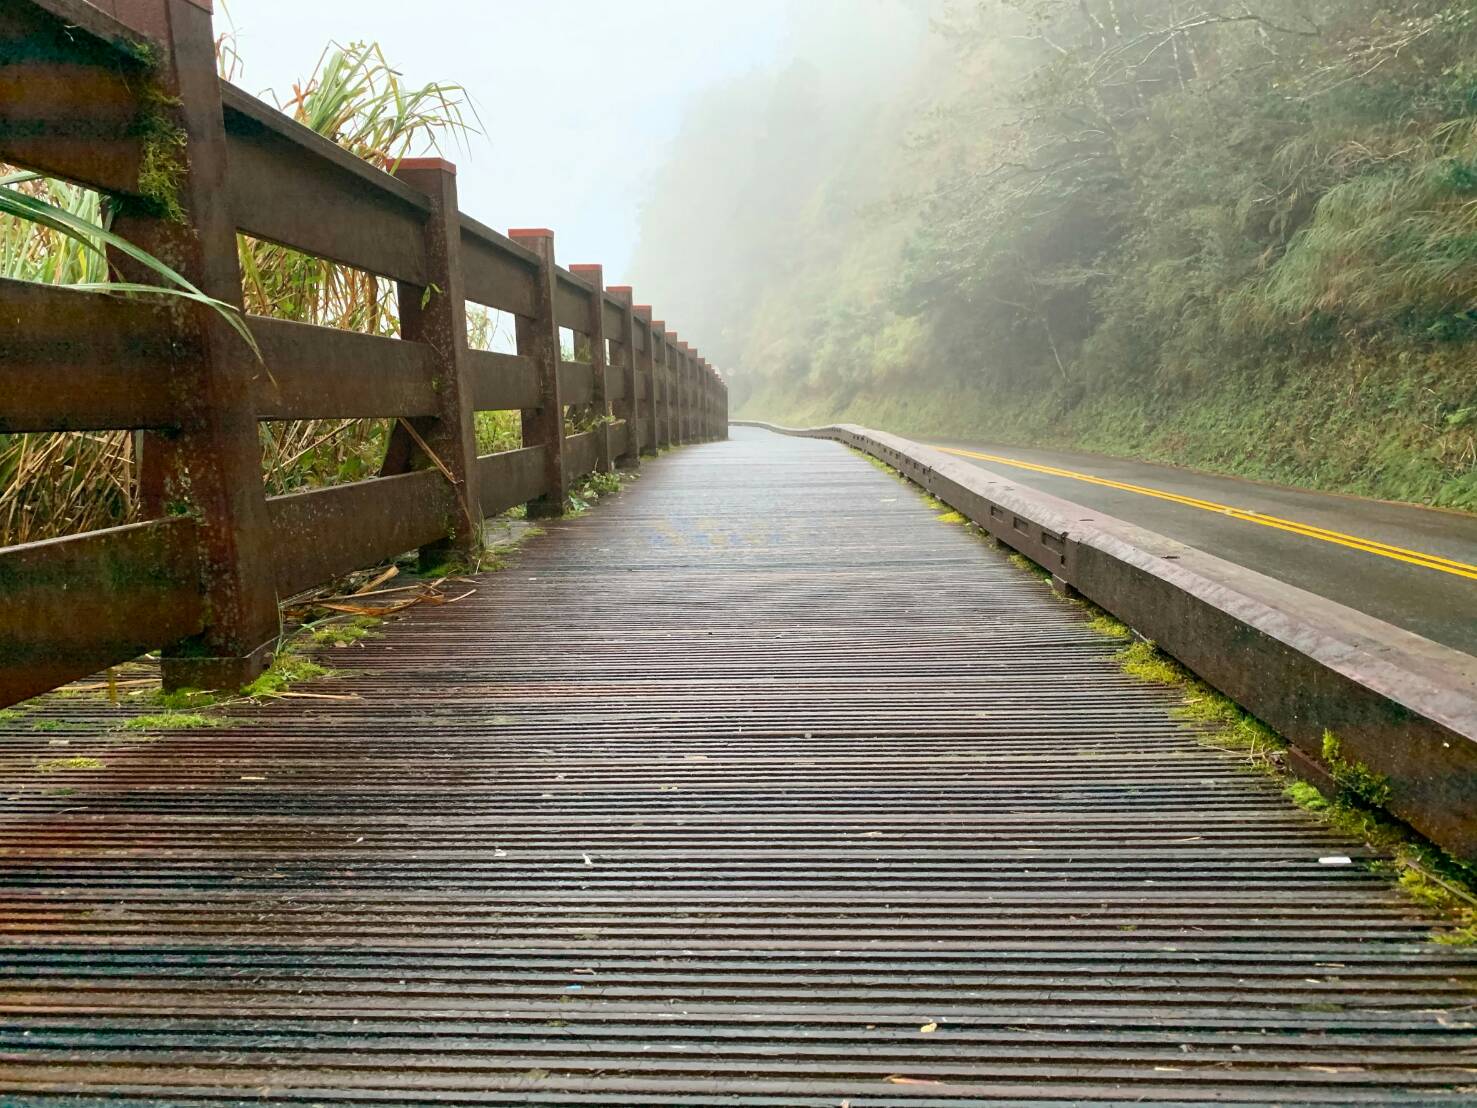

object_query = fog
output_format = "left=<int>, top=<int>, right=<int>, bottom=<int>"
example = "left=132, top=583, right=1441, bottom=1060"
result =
left=226, top=0, right=930, bottom=310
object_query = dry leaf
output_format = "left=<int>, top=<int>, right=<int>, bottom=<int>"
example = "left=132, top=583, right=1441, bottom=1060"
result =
left=919, top=1022, right=938, bottom=1033
left=353, top=565, right=400, bottom=595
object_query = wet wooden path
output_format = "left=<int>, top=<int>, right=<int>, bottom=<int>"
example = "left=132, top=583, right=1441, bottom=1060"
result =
left=2, top=427, right=1476, bottom=1104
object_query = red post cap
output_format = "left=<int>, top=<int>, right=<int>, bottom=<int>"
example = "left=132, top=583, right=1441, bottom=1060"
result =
left=508, top=228, right=555, bottom=239
left=396, top=157, right=456, bottom=175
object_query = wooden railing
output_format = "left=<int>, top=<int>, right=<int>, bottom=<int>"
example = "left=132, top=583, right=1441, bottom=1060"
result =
left=0, top=0, right=728, bottom=705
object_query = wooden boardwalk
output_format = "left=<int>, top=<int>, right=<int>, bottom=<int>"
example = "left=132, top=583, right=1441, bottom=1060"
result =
left=1, top=427, right=1476, bottom=1104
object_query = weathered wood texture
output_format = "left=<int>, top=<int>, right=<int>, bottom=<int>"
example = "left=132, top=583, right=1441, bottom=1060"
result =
left=0, top=518, right=204, bottom=705
left=269, top=470, right=454, bottom=599
left=1, top=431, right=1473, bottom=1100
left=478, top=446, right=547, bottom=518
left=106, top=0, right=282, bottom=694
left=0, top=0, right=726, bottom=707
left=251, top=318, right=437, bottom=420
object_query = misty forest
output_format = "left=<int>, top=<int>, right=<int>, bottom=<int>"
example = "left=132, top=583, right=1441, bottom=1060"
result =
left=631, top=0, right=1477, bottom=509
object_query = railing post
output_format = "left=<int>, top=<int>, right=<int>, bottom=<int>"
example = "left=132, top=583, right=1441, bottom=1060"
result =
left=701, top=359, right=714, bottom=440
left=386, top=158, right=480, bottom=564
left=676, top=341, right=688, bottom=444
left=607, top=286, right=641, bottom=468
left=712, top=365, right=719, bottom=438
left=685, top=345, right=697, bottom=443
left=674, top=341, right=688, bottom=444
left=665, top=338, right=678, bottom=445
left=635, top=305, right=658, bottom=455
left=653, top=323, right=670, bottom=449
left=695, top=358, right=706, bottom=440
left=510, top=229, right=566, bottom=515
left=569, top=264, right=612, bottom=473
left=108, top=0, right=278, bottom=691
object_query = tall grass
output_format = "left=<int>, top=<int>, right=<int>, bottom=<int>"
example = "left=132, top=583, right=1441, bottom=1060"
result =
left=246, top=40, right=476, bottom=496
left=0, top=39, right=477, bottom=542
left=0, top=177, right=138, bottom=544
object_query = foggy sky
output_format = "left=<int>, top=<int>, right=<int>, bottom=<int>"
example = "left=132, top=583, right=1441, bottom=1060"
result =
left=226, top=0, right=798, bottom=284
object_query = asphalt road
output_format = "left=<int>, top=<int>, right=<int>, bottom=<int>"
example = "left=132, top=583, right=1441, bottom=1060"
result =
left=925, top=437, right=1477, bottom=658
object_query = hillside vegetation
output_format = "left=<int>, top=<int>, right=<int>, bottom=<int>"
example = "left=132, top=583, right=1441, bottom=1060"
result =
left=632, top=0, right=1477, bottom=509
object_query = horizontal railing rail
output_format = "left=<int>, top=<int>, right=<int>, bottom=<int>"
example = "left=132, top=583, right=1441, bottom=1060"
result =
left=0, top=0, right=728, bottom=705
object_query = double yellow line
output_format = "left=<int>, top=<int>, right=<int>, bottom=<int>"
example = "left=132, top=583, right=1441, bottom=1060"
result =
left=936, top=446, right=1477, bottom=582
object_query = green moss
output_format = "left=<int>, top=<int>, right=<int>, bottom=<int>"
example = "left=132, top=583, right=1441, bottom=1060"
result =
left=308, top=616, right=383, bottom=649
left=1007, top=551, right=1051, bottom=581
left=34, top=756, right=104, bottom=772
left=1115, top=640, right=1186, bottom=686
left=152, top=687, right=223, bottom=711
left=1285, top=780, right=1329, bottom=811
left=934, top=510, right=967, bottom=524
left=1400, top=870, right=1477, bottom=945
left=1284, top=746, right=1477, bottom=942
left=1101, top=633, right=1285, bottom=763
left=121, top=712, right=222, bottom=732
left=124, top=38, right=158, bottom=68
left=126, top=78, right=189, bottom=222
left=243, top=654, right=331, bottom=699
left=418, top=553, right=479, bottom=578
left=848, top=447, right=906, bottom=481
left=0, top=708, right=23, bottom=725
left=1087, top=614, right=1131, bottom=638
left=1322, top=730, right=1394, bottom=808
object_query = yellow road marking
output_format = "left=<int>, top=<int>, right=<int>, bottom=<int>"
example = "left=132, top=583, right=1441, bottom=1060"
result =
left=936, top=446, right=1477, bottom=582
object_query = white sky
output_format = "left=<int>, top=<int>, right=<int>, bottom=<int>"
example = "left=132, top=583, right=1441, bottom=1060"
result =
left=223, top=0, right=795, bottom=285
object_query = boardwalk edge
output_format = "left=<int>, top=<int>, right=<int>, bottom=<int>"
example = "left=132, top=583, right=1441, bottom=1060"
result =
left=735, top=419, right=1477, bottom=864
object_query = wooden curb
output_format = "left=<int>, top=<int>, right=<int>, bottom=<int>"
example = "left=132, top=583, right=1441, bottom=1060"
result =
left=736, top=420, right=1477, bottom=863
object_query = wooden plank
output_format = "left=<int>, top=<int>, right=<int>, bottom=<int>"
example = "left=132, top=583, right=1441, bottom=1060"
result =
left=0, top=0, right=149, bottom=195
left=0, top=517, right=203, bottom=708
left=460, top=216, right=537, bottom=316
left=558, top=361, right=594, bottom=407
left=469, top=350, right=538, bottom=411
left=553, top=270, right=593, bottom=330
left=223, top=85, right=428, bottom=284
left=0, top=279, right=182, bottom=432
left=564, top=430, right=598, bottom=480
left=477, top=446, right=547, bottom=518
left=250, top=317, right=437, bottom=420
left=268, top=469, right=454, bottom=598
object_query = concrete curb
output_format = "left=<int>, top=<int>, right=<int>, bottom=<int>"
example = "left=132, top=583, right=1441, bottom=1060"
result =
left=735, top=420, right=1477, bottom=862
